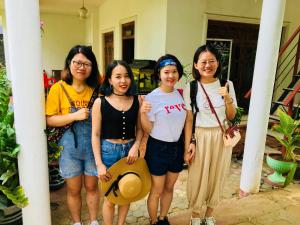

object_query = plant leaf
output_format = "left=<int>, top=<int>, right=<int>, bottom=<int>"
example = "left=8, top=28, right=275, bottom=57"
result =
left=0, top=170, right=15, bottom=185
left=284, top=163, right=297, bottom=187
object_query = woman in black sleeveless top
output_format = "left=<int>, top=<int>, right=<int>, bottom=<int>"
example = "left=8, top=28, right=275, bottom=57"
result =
left=91, top=60, right=143, bottom=225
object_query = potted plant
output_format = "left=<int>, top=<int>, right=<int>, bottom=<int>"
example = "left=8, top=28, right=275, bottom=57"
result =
left=0, top=66, right=28, bottom=225
left=43, top=74, right=65, bottom=191
left=266, top=108, right=300, bottom=187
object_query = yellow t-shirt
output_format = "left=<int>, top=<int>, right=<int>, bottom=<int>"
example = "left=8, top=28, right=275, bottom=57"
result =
left=46, top=81, right=93, bottom=116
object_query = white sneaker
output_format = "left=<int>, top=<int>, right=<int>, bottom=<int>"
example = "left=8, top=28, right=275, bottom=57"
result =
left=73, top=222, right=82, bottom=225
left=190, top=217, right=202, bottom=225
left=205, top=217, right=216, bottom=225
left=89, top=220, right=99, bottom=225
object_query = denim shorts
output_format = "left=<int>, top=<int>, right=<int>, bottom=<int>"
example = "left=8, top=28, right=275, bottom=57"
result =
left=58, top=111, right=97, bottom=178
left=101, top=139, right=135, bottom=169
left=145, top=136, right=184, bottom=176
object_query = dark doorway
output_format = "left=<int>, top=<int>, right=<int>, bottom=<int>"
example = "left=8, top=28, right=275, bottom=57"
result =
left=0, top=34, right=5, bottom=65
left=122, top=21, right=135, bottom=64
left=103, top=31, right=114, bottom=72
left=207, top=20, right=259, bottom=111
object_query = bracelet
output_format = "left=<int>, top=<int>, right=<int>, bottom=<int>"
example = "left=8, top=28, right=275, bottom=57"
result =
left=224, top=97, right=233, bottom=104
left=190, top=138, right=196, bottom=145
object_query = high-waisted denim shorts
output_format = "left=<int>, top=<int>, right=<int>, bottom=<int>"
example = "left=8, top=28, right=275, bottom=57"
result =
left=101, top=139, right=135, bottom=169
left=145, top=136, right=184, bottom=176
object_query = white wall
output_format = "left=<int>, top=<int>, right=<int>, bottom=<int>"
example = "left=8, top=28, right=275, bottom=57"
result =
left=40, top=13, right=86, bottom=76
left=206, top=0, right=262, bottom=20
left=165, top=0, right=207, bottom=71
left=98, top=0, right=168, bottom=73
left=85, top=9, right=100, bottom=63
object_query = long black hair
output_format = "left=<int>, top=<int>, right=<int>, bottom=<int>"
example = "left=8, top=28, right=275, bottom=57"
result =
left=99, top=60, right=137, bottom=96
left=192, top=44, right=222, bottom=81
left=62, top=45, right=100, bottom=88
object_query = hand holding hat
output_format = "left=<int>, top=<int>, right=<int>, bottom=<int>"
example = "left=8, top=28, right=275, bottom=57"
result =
left=101, top=157, right=151, bottom=205
left=126, top=144, right=139, bottom=165
left=97, top=163, right=111, bottom=182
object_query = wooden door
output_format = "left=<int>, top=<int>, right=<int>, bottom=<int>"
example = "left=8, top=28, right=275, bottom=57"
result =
left=207, top=20, right=259, bottom=111
left=103, top=32, right=114, bottom=72
left=122, top=21, right=135, bottom=64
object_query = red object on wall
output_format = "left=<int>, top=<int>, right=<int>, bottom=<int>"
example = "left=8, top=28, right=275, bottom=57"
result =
left=43, top=70, right=57, bottom=89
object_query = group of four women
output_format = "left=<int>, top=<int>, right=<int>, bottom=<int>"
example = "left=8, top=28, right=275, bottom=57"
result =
left=45, top=44, right=237, bottom=225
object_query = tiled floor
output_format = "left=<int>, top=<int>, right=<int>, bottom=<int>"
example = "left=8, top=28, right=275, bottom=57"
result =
left=50, top=157, right=300, bottom=225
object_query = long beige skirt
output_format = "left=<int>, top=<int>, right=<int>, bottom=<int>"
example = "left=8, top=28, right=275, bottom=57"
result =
left=187, top=127, right=232, bottom=214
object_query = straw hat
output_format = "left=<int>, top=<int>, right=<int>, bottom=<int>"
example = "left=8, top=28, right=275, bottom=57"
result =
left=101, top=157, right=151, bottom=205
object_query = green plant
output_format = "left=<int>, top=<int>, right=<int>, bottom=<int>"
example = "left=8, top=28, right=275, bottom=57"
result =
left=230, top=107, right=244, bottom=125
left=45, top=131, right=63, bottom=163
left=272, top=109, right=300, bottom=162
left=44, top=76, right=63, bottom=163
left=182, top=64, right=193, bottom=82
left=0, top=66, right=28, bottom=218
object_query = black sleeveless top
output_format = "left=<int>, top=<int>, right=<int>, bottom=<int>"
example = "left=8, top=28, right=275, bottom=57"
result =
left=100, top=95, right=139, bottom=140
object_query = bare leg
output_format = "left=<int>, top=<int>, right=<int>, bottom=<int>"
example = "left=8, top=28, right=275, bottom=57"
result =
left=84, top=175, right=100, bottom=222
left=191, top=211, right=201, bottom=218
left=147, top=175, right=165, bottom=224
left=205, top=207, right=214, bottom=217
left=117, top=204, right=130, bottom=225
left=102, top=199, right=115, bottom=225
left=66, top=176, right=83, bottom=223
left=159, top=171, right=179, bottom=219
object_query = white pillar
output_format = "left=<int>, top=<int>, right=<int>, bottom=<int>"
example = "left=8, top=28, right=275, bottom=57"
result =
left=4, top=1, right=51, bottom=225
left=240, top=0, right=286, bottom=193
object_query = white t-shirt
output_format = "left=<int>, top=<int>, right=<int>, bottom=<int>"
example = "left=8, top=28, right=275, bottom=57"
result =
left=183, top=79, right=237, bottom=127
left=145, top=88, right=187, bottom=142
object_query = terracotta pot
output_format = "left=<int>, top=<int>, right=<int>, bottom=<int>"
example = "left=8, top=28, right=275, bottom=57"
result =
left=48, top=164, right=65, bottom=191
left=0, top=205, right=22, bottom=225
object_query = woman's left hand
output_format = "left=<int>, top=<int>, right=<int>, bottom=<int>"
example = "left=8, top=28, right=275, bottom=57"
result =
left=127, top=145, right=139, bottom=164
left=218, top=82, right=230, bottom=98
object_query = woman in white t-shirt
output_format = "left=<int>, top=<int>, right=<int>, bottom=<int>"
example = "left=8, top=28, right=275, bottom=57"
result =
left=141, top=54, right=186, bottom=225
left=183, top=44, right=237, bottom=225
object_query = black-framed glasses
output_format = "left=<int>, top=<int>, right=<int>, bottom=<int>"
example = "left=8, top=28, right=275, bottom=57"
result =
left=72, top=60, right=92, bottom=69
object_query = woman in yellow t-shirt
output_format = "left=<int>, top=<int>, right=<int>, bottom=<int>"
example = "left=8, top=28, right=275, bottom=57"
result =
left=46, top=45, right=101, bottom=225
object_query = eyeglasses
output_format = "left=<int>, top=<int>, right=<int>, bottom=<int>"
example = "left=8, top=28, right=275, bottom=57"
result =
left=199, top=59, right=217, bottom=66
left=72, top=60, right=92, bottom=69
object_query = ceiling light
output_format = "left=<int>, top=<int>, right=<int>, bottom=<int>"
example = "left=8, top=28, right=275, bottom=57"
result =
left=78, top=0, right=88, bottom=19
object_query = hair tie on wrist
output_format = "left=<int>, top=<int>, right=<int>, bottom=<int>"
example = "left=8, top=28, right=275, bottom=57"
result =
left=190, top=138, right=196, bottom=145
left=225, top=97, right=233, bottom=104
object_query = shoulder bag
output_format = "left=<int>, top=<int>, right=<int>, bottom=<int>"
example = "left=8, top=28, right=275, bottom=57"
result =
left=199, top=82, right=241, bottom=148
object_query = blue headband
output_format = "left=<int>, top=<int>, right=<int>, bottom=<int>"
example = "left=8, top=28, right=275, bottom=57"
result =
left=158, top=59, right=177, bottom=68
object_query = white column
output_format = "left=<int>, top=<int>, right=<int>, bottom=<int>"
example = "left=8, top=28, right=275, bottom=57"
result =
left=240, top=0, right=286, bottom=193
left=4, top=1, right=51, bottom=225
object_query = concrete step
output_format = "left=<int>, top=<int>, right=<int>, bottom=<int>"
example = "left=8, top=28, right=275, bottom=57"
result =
left=283, top=87, right=300, bottom=93
left=272, top=101, right=300, bottom=108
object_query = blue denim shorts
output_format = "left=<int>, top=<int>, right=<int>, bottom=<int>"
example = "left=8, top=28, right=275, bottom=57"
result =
left=58, top=112, right=97, bottom=178
left=145, top=136, right=184, bottom=176
left=101, top=139, right=135, bottom=169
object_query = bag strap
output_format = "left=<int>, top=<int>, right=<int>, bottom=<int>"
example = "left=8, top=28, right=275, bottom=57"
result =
left=59, top=82, right=76, bottom=109
left=190, top=80, right=199, bottom=135
left=60, top=81, right=100, bottom=110
left=87, top=85, right=100, bottom=109
left=199, top=82, right=225, bottom=133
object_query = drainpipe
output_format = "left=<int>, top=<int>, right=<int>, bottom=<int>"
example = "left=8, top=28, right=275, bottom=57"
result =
left=240, top=0, right=286, bottom=194
left=4, top=0, right=51, bottom=224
